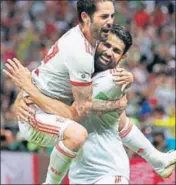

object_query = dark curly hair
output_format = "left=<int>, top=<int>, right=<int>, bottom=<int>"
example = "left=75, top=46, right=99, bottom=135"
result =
left=110, top=24, right=133, bottom=54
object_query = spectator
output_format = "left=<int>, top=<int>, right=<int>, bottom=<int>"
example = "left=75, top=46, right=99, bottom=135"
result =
left=134, top=3, right=150, bottom=29
left=152, top=132, right=169, bottom=152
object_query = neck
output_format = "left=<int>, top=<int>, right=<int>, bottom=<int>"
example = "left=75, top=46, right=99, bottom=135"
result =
left=79, top=23, right=96, bottom=47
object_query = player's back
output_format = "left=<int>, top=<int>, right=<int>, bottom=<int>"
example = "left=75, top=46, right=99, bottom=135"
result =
left=69, top=70, right=130, bottom=184
left=32, top=25, right=95, bottom=105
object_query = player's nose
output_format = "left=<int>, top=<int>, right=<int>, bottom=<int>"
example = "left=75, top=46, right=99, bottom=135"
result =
left=106, top=17, right=113, bottom=27
left=105, top=48, right=113, bottom=57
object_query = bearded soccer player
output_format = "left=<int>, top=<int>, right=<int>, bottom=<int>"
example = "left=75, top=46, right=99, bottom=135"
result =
left=68, top=24, right=176, bottom=184
left=5, top=24, right=176, bottom=184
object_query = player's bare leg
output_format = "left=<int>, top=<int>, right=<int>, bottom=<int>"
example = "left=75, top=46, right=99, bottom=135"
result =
left=119, top=112, right=176, bottom=178
left=20, top=112, right=88, bottom=184
left=44, top=121, right=88, bottom=184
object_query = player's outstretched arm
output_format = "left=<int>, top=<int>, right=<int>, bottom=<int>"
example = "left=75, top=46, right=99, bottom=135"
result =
left=4, top=58, right=80, bottom=120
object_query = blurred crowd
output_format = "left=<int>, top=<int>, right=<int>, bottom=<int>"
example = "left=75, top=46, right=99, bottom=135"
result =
left=1, top=1, right=175, bottom=156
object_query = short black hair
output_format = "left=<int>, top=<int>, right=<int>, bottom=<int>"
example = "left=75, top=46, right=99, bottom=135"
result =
left=77, top=0, right=114, bottom=23
left=153, top=106, right=165, bottom=114
left=109, top=24, right=133, bottom=55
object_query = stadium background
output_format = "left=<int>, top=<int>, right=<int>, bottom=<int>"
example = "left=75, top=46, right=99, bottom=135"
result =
left=1, top=0, right=175, bottom=184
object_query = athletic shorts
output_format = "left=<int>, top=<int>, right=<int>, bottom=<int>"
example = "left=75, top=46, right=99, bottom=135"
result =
left=95, top=175, right=129, bottom=184
left=18, top=111, right=74, bottom=147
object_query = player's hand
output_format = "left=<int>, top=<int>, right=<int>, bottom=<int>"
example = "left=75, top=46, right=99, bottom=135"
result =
left=3, top=58, right=32, bottom=90
left=112, top=68, right=134, bottom=92
left=12, top=91, right=35, bottom=122
left=115, top=94, right=128, bottom=114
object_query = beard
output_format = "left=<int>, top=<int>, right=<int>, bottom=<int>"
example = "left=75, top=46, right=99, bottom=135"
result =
left=94, top=52, right=117, bottom=73
left=94, top=51, right=122, bottom=73
left=91, top=23, right=111, bottom=42
left=100, top=27, right=110, bottom=41
left=90, top=23, right=102, bottom=41
left=94, top=52, right=109, bottom=73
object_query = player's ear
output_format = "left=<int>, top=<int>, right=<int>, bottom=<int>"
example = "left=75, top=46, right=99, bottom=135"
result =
left=81, top=12, right=90, bottom=24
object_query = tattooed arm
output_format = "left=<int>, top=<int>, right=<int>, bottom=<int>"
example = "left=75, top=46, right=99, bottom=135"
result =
left=4, top=58, right=127, bottom=119
left=71, top=85, right=127, bottom=116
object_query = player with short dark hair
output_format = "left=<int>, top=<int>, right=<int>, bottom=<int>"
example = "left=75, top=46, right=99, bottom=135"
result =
left=4, top=0, right=119, bottom=184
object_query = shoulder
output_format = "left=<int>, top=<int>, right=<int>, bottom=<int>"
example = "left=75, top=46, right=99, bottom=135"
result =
left=93, top=70, right=111, bottom=80
left=65, top=50, right=94, bottom=74
left=92, top=70, right=115, bottom=88
left=59, top=25, right=85, bottom=52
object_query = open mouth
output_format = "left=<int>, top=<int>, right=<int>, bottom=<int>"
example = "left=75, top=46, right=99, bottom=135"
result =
left=101, top=27, right=110, bottom=33
left=100, top=56, right=111, bottom=65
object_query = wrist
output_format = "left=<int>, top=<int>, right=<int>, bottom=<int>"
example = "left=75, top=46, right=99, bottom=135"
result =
left=23, top=81, right=34, bottom=92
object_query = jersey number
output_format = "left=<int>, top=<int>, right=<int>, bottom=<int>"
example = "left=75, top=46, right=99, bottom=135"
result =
left=34, top=43, right=59, bottom=76
left=43, top=43, right=59, bottom=64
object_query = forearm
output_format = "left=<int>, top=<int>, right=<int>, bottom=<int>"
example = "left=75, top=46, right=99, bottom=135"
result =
left=23, top=83, right=80, bottom=121
left=72, top=84, right=126, bottom=114
left=88, top=98, right=123, bottom=112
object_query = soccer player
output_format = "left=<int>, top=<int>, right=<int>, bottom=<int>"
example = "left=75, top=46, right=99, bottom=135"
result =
left=4, top=24, right=132, bottom=184
left=68, top=24, right=176, bottom=183
left=5, top=24, right=176, bottom=184
left=4, top=0, right=127, bottom=184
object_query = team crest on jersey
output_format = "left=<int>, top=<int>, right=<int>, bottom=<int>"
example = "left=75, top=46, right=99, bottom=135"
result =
left=80, top=72, right=90, bottom=80
left=81, top=74, right=86, bottom=79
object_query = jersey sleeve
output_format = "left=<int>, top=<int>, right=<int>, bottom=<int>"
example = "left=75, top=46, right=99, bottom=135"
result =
left=65, top=52, right=94, bottom=86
